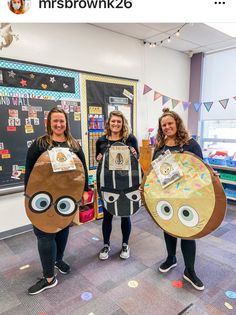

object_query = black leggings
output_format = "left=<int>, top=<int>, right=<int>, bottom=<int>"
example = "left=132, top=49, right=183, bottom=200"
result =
left=102, top=209, right=131, bottom=245
left=164, top=232, right=196, bottom=271
left=33, top=226, right=69, bottom=278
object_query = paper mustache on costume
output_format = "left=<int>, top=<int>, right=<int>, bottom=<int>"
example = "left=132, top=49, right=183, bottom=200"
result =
left=141, top=152, right=227, bottom=239
left=97, top=142, right=142, bottom=217
left=25, top=150, right=85, bottom=233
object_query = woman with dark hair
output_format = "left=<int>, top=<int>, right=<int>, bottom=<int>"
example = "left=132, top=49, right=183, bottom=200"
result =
left=25, top=107, right=88, bottom=295
left=96, top=110, right=139, bottom=260
left=153, top=108, right=204, bottom=291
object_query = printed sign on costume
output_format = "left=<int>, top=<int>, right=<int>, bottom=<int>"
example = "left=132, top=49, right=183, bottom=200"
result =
left=151, top=150, right=183, bottom=188
left=109, top=145, right=130, bottom=171
left=48, top=148, right=76, bottom=172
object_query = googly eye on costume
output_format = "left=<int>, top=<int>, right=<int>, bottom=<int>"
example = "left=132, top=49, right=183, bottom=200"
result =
left=55, top=196, right=77, bottom=216
left=178, top=205, right=199, bottom=227
left=29, top=192, right=52, bottom=213
left=102, top=192, right=120, bottom=203
left=156, top=201, right=173, bottom=221
left=125, top=190, right=141, bottom=202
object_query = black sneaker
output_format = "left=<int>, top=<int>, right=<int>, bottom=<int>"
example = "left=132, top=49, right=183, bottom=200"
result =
left=28, top=276, right=58, bottom=295
left=159, top=257, right=177, bottom=273
left=55, top=261, right=71, bottom=274
left=183, top=269, right=204, bottom=291
left=99, top=245, right=111, bottom=260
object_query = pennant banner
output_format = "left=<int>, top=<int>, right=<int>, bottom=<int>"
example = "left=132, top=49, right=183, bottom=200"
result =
left=154, top=91, right=162, bottom=101
left=193, top=102, right=202, bottom=112
left=183, top=101, right=190, bottom=111
left=203, top=102, right=213, bottom=112
left=143, top=84, right=152, bottom=95
left=143, top=84, right=236, bottom=112
left=219, top=99, right=229, bottom=109
left=162, top=95, right=170, bottom=106
left=171, top=99, right=179, bottom=108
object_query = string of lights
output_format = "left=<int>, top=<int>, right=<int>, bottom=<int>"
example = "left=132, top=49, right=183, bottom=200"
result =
left=143, top=23, right=188, bottom=48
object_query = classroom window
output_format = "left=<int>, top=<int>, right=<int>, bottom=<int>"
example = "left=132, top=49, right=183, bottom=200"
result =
left=201, top=119, right=236, bottom=156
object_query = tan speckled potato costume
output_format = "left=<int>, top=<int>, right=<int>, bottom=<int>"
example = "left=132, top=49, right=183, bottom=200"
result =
left=141, top=152, right=227, bottom=239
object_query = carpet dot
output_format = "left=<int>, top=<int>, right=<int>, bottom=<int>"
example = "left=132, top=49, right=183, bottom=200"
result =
left=128, top=280, right=139, bottom=288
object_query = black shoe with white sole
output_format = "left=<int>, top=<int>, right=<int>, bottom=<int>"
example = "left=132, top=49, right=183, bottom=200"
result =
left=183, top=269, right=204, bottom=291
left=159, top=257, right=177, bottom=273
left=55, top=261, right=71, bottom=274
left=28, top=276, right=58, bottom=295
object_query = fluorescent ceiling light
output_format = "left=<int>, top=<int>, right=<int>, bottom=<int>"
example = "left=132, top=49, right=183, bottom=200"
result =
left=205, top=23, right=236, bottom=37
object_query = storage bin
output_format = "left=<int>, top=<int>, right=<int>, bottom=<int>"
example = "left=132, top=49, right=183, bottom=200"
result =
left=81, top=188, right=94, bottom=205
left=220, top=172, right=236, bottom=182
left=79, top=206, right=94, bottom=223
left=224, top=188, right=236, bottom=199
left=208, top=157, right=228, bottom=166
left=226, top=158, right=236, bottom=168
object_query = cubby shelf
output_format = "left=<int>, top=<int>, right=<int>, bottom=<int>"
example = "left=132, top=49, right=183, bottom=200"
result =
left=209, top=164, right=236, bottom=201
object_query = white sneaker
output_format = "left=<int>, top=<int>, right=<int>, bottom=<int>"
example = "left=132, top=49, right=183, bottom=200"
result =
left=99, top=245, right=110, bottom=260
left=120, top=243, right=130, bottom=259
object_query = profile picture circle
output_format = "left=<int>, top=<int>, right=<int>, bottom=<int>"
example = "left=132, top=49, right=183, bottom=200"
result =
left=8, top=0, right=31, bottom=15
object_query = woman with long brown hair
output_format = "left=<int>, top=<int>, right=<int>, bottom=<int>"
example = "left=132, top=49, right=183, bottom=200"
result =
left=25, top=107, right=88, bottom=295
left=153, top=108, right=204, bottom=291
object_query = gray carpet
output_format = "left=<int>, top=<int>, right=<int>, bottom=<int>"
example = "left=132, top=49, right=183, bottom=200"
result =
left=0, top=204, right=236, bottom=315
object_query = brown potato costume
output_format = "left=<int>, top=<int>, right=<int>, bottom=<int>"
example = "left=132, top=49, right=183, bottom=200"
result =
left=141, top=152, right=227, bottom=239
left=25, top=151, right=85, bottom=233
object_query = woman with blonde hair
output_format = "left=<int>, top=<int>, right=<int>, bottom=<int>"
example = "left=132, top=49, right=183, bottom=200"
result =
left=96, top=110, right=139, bottom=260
left=153, top=108, right=204, bottom=291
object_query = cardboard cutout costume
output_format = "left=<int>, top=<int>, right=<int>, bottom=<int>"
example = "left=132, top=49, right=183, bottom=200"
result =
left=141, top=152, right=227, bottom=239
left=97, top=142, right=142, bottom=217
left=25, top=151, right=85, bottom=233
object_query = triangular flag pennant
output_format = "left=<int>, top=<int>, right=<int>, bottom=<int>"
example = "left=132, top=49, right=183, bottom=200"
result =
left=162, top=95, right=170, bottom=106
left=143, top=84, right=152, bottom=95
left=154, top=91, right=162, bottom=101
left=219, top=98, right=229, bottom=109
left=193, top=102, right=202, bottom=112
left=183, top=101, right=190, bottom=111
left=203, top=102, right=213, bottom=112
left=171, top=99, right=179, bottom=108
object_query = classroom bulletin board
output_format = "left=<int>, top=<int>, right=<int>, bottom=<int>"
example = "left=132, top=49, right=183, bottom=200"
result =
left=0, top=58, right=138, bottom=193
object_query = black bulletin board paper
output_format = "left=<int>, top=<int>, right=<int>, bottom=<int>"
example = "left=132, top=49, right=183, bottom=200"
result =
left=0, top=97, right=81, bottom=190
left=86, top=80, right=135, bottom=170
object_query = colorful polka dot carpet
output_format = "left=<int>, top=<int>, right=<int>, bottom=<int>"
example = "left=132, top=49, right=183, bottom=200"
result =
left=0, top=203, right=236, bottom=314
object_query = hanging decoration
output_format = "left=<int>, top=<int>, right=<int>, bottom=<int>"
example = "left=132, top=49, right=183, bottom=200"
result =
left=162, top=95, right=170, bottom=106
left=219, top=98, right=229, bottom=109
left=193, top=102, right=202, bottom=112
left=153, top=91, right=161, bottom=101
left=203, top=102, right=213, bottom=112
left=143, top=84, right=152, bottom=95
left=142, top=84, right=235, bottom=112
